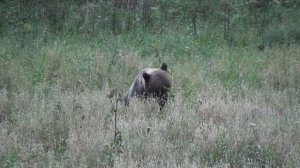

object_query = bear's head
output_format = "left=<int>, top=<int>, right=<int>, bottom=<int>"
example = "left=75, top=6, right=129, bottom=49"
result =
left=123, top=63, right=172, bottom=110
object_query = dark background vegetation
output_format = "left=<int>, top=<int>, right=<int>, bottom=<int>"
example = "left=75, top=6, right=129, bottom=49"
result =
left=1, top=0, right=300, bottom=45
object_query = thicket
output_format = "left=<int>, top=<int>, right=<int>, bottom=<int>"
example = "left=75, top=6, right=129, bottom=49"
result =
left=1, top=0, right=300, bottom=45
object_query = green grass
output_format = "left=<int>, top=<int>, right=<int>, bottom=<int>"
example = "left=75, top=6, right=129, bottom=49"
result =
left=1, top=27, right=300, bottom=167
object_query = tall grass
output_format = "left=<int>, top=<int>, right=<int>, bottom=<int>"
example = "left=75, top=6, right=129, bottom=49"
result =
left=1, top=29, right=300, bottom=167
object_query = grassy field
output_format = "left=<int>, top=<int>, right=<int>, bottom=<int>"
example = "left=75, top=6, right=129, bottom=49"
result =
left=1, top=26, right=300, bottom=167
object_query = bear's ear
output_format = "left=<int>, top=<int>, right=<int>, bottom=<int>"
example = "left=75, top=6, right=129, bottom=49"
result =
left=160, top=62, right=168, bottom=71
left=142, top=72, right=151, bottom=83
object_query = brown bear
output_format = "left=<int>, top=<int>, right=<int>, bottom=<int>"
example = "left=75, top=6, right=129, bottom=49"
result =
left=122, top=63, right=172, bottom=110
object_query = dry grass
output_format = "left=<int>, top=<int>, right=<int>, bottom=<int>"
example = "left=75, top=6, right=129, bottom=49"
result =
left=1, top=1, right=300, bottom=166
left=1, top=87, right=299, bottom=167
left=0, top=33, right=300, bottom=167
left=1, top=51, right=299, bottom=167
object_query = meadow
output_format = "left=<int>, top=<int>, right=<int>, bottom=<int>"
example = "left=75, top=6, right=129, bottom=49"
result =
left=1, top=1, right=300, bottom=167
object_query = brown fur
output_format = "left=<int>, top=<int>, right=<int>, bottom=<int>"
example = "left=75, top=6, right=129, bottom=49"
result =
left=122, top=63, right=172, bottom=110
